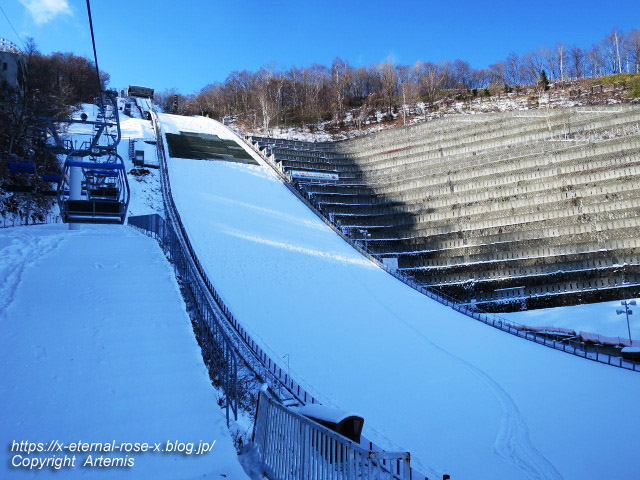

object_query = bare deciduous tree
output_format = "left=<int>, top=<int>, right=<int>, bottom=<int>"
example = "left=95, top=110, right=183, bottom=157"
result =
left=170, top=26, right=638, bottom=133
left=624, top=29, right=640, bottom=73
left=568, top=45, right=585, bottom=79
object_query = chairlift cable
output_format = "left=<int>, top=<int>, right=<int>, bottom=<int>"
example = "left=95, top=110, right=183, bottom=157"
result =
left=85, top=0, right=104, bottom=111
left=32, top=1, right=129, bottom=225
left=0, top=4, right=27, bottom=51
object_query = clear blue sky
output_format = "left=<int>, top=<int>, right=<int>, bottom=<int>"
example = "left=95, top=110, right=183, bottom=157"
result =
left=1, top=0, right=639, bottom=94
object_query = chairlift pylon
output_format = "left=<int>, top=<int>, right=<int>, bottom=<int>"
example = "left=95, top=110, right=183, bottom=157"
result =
left=42, top=91, right=122, bottom=157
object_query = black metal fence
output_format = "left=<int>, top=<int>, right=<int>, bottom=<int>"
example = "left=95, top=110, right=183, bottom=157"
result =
left=1, top=213, right=61, bottom=228
left=128, top=213, right=239, bottom=424
left=145, top=112, right=327, bottom=408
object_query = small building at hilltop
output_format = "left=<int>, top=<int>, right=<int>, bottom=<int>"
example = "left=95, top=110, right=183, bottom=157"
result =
left=0, top=38, right=26, bottom=100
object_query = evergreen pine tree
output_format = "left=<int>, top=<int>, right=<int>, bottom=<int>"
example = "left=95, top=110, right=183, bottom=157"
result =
left=539, top=70, right=550, bottom=91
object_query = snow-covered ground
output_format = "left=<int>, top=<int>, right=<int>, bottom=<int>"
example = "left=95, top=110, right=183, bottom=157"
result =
left=0, top=223, right=249, bottom=479
left=117, top=115, right=164, bottom=218
left=503, top=296, right=640, bottom=339
left=232, top=84, right=637, bottom=142
left=159, top=112, right=640, bottom=480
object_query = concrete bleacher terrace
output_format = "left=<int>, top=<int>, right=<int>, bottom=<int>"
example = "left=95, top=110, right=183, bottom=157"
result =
left=250, top=106, right=640, bottom=312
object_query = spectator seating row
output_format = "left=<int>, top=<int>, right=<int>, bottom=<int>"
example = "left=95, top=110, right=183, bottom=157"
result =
left=250, top=106, right=640, bottom=311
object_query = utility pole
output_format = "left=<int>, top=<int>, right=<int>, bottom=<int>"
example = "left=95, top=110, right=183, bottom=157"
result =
left=282, top=353, right=290, bottom=382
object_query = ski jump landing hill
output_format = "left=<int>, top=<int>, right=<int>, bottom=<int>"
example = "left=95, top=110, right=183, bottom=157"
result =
left=156, top=112, right=640, bottom=480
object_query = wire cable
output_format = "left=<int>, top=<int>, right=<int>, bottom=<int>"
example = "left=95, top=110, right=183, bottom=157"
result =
left=0, top=4, right=27, bottom=51
left=85, top=0, right=104, bottom=109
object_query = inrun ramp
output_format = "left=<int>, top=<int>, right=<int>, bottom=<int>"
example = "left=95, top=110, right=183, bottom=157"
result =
left=0, top=224, right=248, bottom=479
left=159, top=113, right=640, bottom=480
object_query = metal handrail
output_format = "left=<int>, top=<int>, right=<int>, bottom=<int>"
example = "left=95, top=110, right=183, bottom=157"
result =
left=128, top=213, right=240, bottom=424
left=147, top=111, right=324, bottom=406
left=253, top=387, right=410, bottom=480
left=0, top=213, right=61, bottom=228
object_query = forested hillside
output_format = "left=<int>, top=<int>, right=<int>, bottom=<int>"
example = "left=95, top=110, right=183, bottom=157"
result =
left=157, top=27, right=640, bottom=137
left=0, top=40, right=109, bottom=221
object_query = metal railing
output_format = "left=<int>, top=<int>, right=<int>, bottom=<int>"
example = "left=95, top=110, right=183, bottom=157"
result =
left=145, top=111, right=326, bottom=408
left=243, top=137, right=640, bottom=373
left=1, top=213, right=61, bottom=229
left=128, top=213, right=239, bottom=424
left=253, top=388, right=410, bottom=480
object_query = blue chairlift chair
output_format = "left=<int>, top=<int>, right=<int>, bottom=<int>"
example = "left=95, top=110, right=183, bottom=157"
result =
left=58, top=153, right=130, bottom=224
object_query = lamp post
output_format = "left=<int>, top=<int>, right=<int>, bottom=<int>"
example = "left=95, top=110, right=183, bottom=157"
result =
left=616, top=300, right=636, bottom=344
left=358, top=229, right=371, bottom=251
left=282, top=353, right=290, bottom=383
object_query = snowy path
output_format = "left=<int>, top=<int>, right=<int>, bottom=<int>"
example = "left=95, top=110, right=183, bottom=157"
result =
left=117, top=115, right=164, bottom=218
left=0, top=224, right=248, bottom=479
left=159, top=114, right=640, bottom=480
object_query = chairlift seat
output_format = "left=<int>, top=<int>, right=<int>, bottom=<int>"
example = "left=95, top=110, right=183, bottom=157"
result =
left=59, top=154, right=129, bottom=225
left=42, top=174, right=62, bottom=183
left=62, top=199, right=124, bottom=224
left=87, top=169, right=119, bottom=178
left=3, top=184, right=35, bottom=193
left=89, top=186, right=119, bottom=200
left=65, top=200, right=121, bottom=214
left=7, top=161, right=36, bottom=174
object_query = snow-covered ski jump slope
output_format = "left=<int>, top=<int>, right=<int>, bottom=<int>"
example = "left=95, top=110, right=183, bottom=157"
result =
left=159, top=113, right=640, bottom=480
